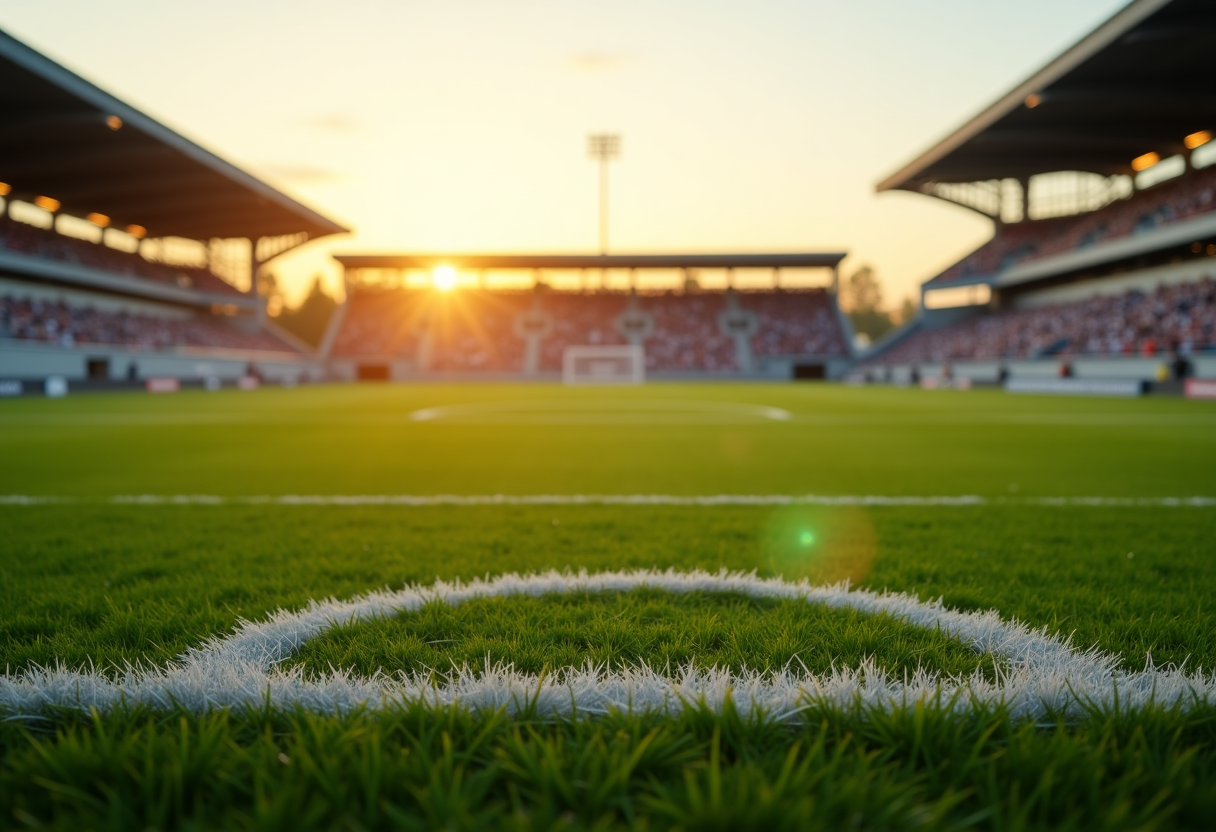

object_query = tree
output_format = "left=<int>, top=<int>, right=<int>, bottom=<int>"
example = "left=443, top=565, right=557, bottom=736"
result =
left=841, top=266, right=896, bottom=341
left=258, top=271, right=285, bottom=317
left=275, top=276, right=338, bottom=348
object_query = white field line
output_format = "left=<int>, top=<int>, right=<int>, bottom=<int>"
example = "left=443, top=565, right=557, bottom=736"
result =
left=2, top=412, right=1213, bottom=427
left=110, top=494, right=990, bottom=506
left=2, top=569, right=1213, bottom=720
left=3, top=494, right=1215, bottom=507
left=409, top=399, right=793, bottom=423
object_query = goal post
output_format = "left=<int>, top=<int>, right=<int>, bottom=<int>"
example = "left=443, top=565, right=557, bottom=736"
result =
left=562, top=345, right=645, bottom=386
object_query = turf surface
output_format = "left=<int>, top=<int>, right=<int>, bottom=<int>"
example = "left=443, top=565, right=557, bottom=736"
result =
left=1, top=383, right=1214, bottom=830
left=287, top=589, right=1000, bottom=680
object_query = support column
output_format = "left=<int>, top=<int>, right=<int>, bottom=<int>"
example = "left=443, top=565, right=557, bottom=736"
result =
left=249, top=238, right=266, bottom=324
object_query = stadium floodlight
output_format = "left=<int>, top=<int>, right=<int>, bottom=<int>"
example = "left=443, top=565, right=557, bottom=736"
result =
left=1184, top=130, right=1212, bottom=150
left=587, top=133, right=621, bottom=254
left=1131, top=151, right=1160, bottom=171
left=563, top=344, right=644, bottom=386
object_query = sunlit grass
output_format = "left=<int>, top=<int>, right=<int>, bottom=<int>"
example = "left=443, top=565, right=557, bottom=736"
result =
left=1, top=383, right=1214, bottom=829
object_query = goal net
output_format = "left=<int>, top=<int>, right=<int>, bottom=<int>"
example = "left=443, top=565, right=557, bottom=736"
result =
left=562, top=345, right=645, bottom=386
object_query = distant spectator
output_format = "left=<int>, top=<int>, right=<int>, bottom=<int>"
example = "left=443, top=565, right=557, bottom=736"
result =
left=1, top=294, right=292, bottom=352
left=874, top=277, right=1215, bottom=364
left=933, top=167, right=1216, bottom=285
left=1, top=214, right=243, bottom=298
left=333, top=288, right=848, bottom=372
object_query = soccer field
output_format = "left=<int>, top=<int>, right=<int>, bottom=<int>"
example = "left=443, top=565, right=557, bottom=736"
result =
left=2, top=383, right=1215, bottom=830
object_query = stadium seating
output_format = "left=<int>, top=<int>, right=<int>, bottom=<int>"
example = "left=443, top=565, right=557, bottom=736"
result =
left=331, top=290, right=529, bottom=371
left=742, top=290, right=849, bottom=357
left=934, top=166, right=1216, bottom=284
left=427, top=292, right=530, bottom=372
left=0, top=294, right=293, bottom=352
left=0, top=214, right=243, bottom=297
left=877, top=276, right=1216, bottom=363
left=330, top=289, right=425, bottom=358
left=332, top=288, right=849, bottom=373
left=537, top=292, right=628, bottom=371
left=639, top=293, right=738, bottom=372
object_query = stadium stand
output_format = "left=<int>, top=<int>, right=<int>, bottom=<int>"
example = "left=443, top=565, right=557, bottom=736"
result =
left=537, top=292, right=628, bottom=371
left=0, top=27, right=346, bottom=387
left=329, top=289, right=425, bottom=360
left=327, top=285, right=850, bottom=377
left=1, top=294, right=292, bottom=352
left=327, top=254, right=853, bottom=379
left=1, top=214, right=242, bottom=297
left=640, top=292, right=739, bottom=372
left=742, top=290, right=849, bottom=358
left=878, top=276, right=1216, bottom=363
left=427, top=293, right=530, bottom=373
left=870, top=0, right=1216, bottom=388
left=932, top=167, right=1216, bottom=285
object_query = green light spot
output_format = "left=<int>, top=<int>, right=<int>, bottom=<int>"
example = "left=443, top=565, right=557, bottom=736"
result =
left=799, top=531, right=815, bottom=546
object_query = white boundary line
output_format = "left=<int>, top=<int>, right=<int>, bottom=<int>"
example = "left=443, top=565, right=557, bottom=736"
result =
left=3, top=494, right=1214, bottom=507
left=2, top=569, right=1212, bottom=719
left=2, top=412, right=1212, bottom=427
left=408, top=399, right=793, bottom=423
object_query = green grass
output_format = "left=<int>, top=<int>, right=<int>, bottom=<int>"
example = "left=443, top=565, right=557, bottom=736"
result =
left=288, top=589, right=999, bottom=680
left=2, top=505, right=1211, bottom=674
left=1, top=383, right=1215, bottom=829
left=4, top=704, right=1216, bottom=831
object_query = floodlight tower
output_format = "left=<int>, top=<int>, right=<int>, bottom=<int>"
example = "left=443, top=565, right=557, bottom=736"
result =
left=587, top=134, right=621, bottom=254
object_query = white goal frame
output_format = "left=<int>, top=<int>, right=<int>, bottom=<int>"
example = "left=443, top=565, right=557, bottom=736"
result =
left=562, top=345, right=645, bottom=386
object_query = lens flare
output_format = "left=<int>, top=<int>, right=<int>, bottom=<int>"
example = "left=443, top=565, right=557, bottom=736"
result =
left=761, top=505, right=877, bottom=585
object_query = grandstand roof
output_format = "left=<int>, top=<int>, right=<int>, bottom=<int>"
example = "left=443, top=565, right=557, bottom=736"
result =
left=0, top=28, right=347, bottom=241
left=335, top=253, right=847, bottom=271
left=878, top=0, right=1216, bottom=193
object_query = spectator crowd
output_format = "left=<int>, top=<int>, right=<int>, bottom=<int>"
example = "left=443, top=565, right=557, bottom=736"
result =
left=743, top=291, right=849, bottom=357
left=1, top=214, right=242, bottom=297
left=880, top=277, right=1216, bottom=364
left=332, top=288, right=850, bottom=372
left=1, top=294, right=291, bottom=352
left=936, top=166, right=1216, bottom=283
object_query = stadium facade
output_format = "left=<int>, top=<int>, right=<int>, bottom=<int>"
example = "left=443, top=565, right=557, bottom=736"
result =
left=867, top=0, right=1216, bottom=390
left=0, top=28, right=346, bottom=392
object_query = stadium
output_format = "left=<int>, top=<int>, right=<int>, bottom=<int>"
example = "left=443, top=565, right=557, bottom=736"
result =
left=1, top=1, right=1215, bottom=830
left=0, top=29, right=342, bottom=392
left=4, top=1, right=1216, bottom=394
left=864, top=0, right=1216, bottom=396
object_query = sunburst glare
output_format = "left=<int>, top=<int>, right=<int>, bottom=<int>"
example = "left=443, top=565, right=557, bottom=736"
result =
left=432, top=265, right=458, bottom=292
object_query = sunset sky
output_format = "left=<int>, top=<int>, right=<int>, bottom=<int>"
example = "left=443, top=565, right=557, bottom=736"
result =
left=0, top=0, right=1128, bottom=306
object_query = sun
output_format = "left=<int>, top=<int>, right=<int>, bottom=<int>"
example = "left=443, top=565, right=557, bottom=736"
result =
left=432, top=265, right=458, bottom=292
